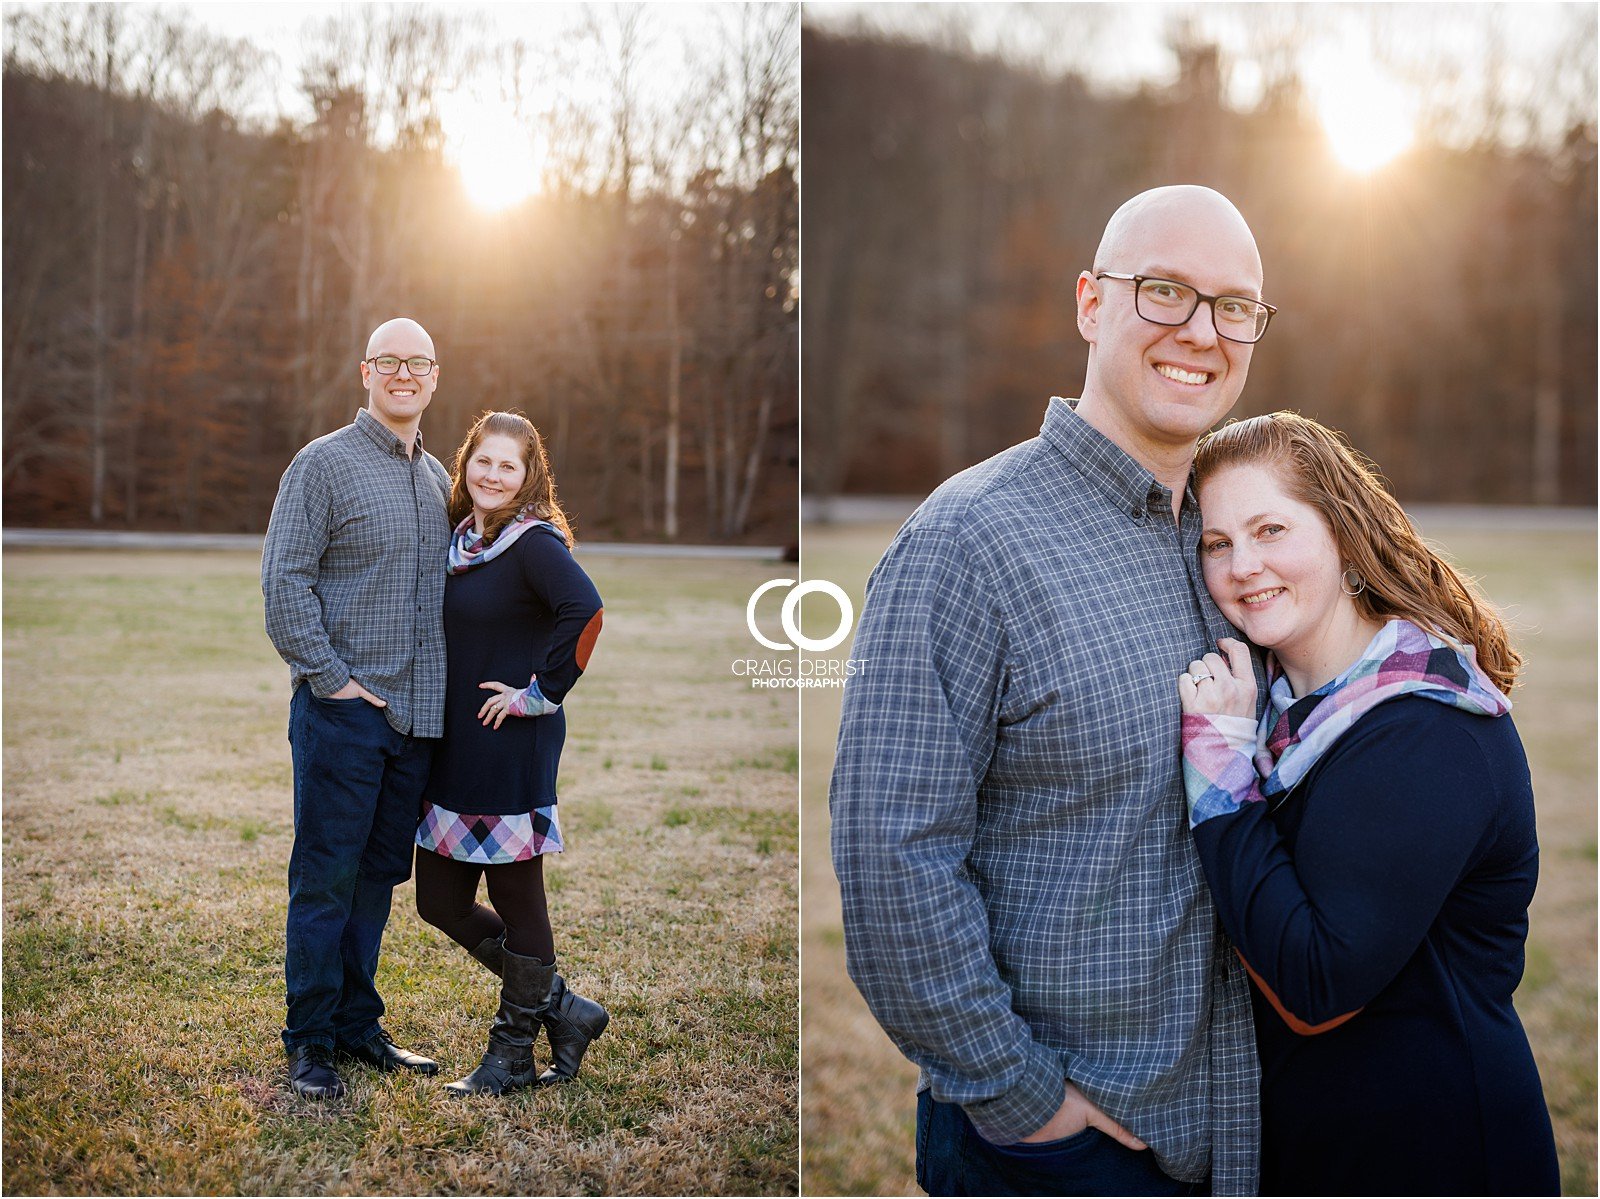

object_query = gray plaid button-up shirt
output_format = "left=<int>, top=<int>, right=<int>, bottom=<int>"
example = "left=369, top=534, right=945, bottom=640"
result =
left=262, top=408, right=451, bottom=738
left=830, top=397, right=1260, bottom=1194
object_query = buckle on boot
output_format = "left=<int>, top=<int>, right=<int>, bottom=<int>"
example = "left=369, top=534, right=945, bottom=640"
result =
left=483, top=1045, right=533, bottom=1072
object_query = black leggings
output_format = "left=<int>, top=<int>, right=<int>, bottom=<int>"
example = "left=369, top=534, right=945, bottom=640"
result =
left=414, top=849, right=554, bottom=963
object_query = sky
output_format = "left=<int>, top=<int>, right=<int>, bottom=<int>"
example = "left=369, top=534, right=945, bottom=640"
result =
left=2, top=2, right=797, bottom=204
left=3, top=2, right=1587, bottom=162
left=0, top=3, right=779, bottom=133
left=804, top=2, right=1596, bottom=150
left=167, top=2, right=757, bottom=125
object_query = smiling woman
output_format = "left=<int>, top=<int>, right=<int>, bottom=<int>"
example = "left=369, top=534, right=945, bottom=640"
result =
left=1180, top=412, right=1557, bottom=1195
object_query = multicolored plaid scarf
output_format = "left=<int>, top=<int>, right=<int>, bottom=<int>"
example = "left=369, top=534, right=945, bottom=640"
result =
left=447, top=506, right=562, bottom=575
left=1256, top=618, right=1510, bottom=797
left=1183, top=619, right=1510, bottom=826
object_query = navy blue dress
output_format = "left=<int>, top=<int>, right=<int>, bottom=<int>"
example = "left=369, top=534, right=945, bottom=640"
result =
left=423, top=526, right=602, bottom=818
left=1193, top=697, right=1559, bottom=1196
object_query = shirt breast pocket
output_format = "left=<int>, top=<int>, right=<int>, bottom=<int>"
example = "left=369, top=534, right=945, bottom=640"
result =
left=996, top=620, right=1183, bottom=808
left=329, top=498, right=395, bottom=566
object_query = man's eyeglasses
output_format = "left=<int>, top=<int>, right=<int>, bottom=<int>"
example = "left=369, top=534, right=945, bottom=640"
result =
left=1094, top=273, right=1276, bottom=344
left=365, top=355, right=439, bottom=375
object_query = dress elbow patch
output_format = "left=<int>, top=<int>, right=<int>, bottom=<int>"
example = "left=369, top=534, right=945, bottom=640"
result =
left=575, top=608, right=603, bottom=671
left=1237, top=950, right=1362, bottom=1036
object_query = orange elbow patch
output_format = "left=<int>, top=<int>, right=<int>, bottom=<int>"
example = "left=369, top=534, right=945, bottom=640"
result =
left=575, top=608, right=603, bottom=672
left=1236, top=949, right=1362, bottom=1037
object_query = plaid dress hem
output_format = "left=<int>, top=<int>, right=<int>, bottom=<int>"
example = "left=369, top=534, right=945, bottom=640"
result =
left=415, top=801, right=563, bottom=864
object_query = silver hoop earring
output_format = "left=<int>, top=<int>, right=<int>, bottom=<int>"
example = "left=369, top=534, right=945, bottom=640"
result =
left=1341, top=566, right=1366, bottom=597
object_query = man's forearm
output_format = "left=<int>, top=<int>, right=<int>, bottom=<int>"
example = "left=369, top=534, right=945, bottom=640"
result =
left=261, top=455, right=347, bottom=695
left=263, top=579, right=348, bottom=695
left=833, top=795, right=1066, bottom=1145
left=830, top=521, right=1066, bottom=1143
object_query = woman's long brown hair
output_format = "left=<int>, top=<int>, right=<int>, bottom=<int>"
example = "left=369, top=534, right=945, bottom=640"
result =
left=1193, top=412, right=1520, bottom=693
left=448, top=410, right=574, bottom=548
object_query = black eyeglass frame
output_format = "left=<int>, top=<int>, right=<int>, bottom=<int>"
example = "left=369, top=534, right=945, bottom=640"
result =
left=363, top=355, right=441, bottom=375
left=1093, top=272, right=1277, bottom=344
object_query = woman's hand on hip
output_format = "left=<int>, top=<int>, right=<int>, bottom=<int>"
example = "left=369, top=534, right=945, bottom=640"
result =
left=1177, top=637, right=1256, bottom=719
left=477, top=679, right=531, bottom=729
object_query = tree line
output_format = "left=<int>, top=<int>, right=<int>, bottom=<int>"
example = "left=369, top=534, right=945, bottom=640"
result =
left=802, top=15, right=1597, bottom=507
left=3, top=4, right=798, bottom=541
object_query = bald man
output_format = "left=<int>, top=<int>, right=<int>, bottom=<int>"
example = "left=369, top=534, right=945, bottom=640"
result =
left=831, top=187, right=1274, bottom=1195
left=263, top=318, right=451, bottom=1099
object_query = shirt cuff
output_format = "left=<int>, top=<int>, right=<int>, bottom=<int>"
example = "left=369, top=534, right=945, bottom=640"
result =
left=1181, top=712, right=1264, bottom=827
left=958, top=1040, right=1066, bottom=1146
left=506, top=676, right=560, bottom=718
left=1203, top=713, right=1256, bottom=753
left=306, top=665, right=352, bottom=698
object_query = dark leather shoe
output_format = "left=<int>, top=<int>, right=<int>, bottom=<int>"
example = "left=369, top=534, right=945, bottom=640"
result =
left=337, top=1028, right=439, bottom=1075
left=288, top=1044, right=347, bottom=1100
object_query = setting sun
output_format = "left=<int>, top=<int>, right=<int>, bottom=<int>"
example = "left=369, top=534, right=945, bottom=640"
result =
left=441, top=98, right=542, bottom=211
left=1306, top=54, right=1416, bottom=173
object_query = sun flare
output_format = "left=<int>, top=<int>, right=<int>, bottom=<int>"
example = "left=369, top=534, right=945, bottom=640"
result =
left=440, top=97, right=542, bottom=211
left=1305, top=54, right=1417, bottom=174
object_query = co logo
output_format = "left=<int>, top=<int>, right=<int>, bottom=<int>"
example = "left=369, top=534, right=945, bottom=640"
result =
left=746, top=578, right=855, bottom=653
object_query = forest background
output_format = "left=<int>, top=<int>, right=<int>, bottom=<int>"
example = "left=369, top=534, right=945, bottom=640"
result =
left=3, top=3, right=798, bottom=543
left=802, top=3, right=1597, bottom=509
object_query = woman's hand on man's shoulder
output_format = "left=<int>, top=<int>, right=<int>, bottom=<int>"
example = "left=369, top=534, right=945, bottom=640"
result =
left=1177, top=637, right=1256, bottom=719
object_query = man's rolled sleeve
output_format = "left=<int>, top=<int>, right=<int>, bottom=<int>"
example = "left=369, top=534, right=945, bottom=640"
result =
left=262, top=453, right=349, bottom=697
left=830, top=523, right=1065, bottom=1146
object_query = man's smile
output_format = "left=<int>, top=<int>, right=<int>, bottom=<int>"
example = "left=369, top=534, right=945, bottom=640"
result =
left=1153, top=362, right=1215, bottom=386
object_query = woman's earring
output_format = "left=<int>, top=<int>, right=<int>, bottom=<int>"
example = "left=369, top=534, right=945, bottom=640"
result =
left=1340, top=566, right=1366, bottom=597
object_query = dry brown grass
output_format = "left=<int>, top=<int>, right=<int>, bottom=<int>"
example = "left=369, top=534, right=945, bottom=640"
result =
left=2, top=549, right=797, bottom=1195
left=799, top=518, right=1597, bottom=1196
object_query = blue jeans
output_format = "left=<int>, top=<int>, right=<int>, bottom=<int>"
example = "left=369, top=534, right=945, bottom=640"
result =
left=916, top=1090, right=1207, bottom=1197
left=283, top=685, right=432, bottom=1052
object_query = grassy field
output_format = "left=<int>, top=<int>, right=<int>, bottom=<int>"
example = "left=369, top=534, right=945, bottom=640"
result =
left=2, top=550, right=797, bottom=1196
left=799, top=517, right=1598, bottom=1196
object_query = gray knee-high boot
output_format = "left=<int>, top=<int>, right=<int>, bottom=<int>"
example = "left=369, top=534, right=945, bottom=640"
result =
left=465, top=934, right=607, bottom=1084
left=444, top=948, right=553, bottom=1096
left=536, top=973, right=610, bottom=1086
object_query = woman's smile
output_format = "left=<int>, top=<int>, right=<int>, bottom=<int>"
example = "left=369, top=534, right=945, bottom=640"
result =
left=466, top=432, right=529, bottom=518
left=1198, top=462, right=1383, bottom=695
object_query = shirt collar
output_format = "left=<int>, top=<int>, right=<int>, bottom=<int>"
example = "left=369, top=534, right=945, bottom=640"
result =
left=1039, top=396, right=1195, bottom=525
left=355, top=407, right=422, bottom=458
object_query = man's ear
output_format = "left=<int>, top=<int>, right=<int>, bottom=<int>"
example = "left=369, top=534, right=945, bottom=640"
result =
left=1075, top=271, right=1100, bottom=345
left=359, top=360, right=371, bottom=387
